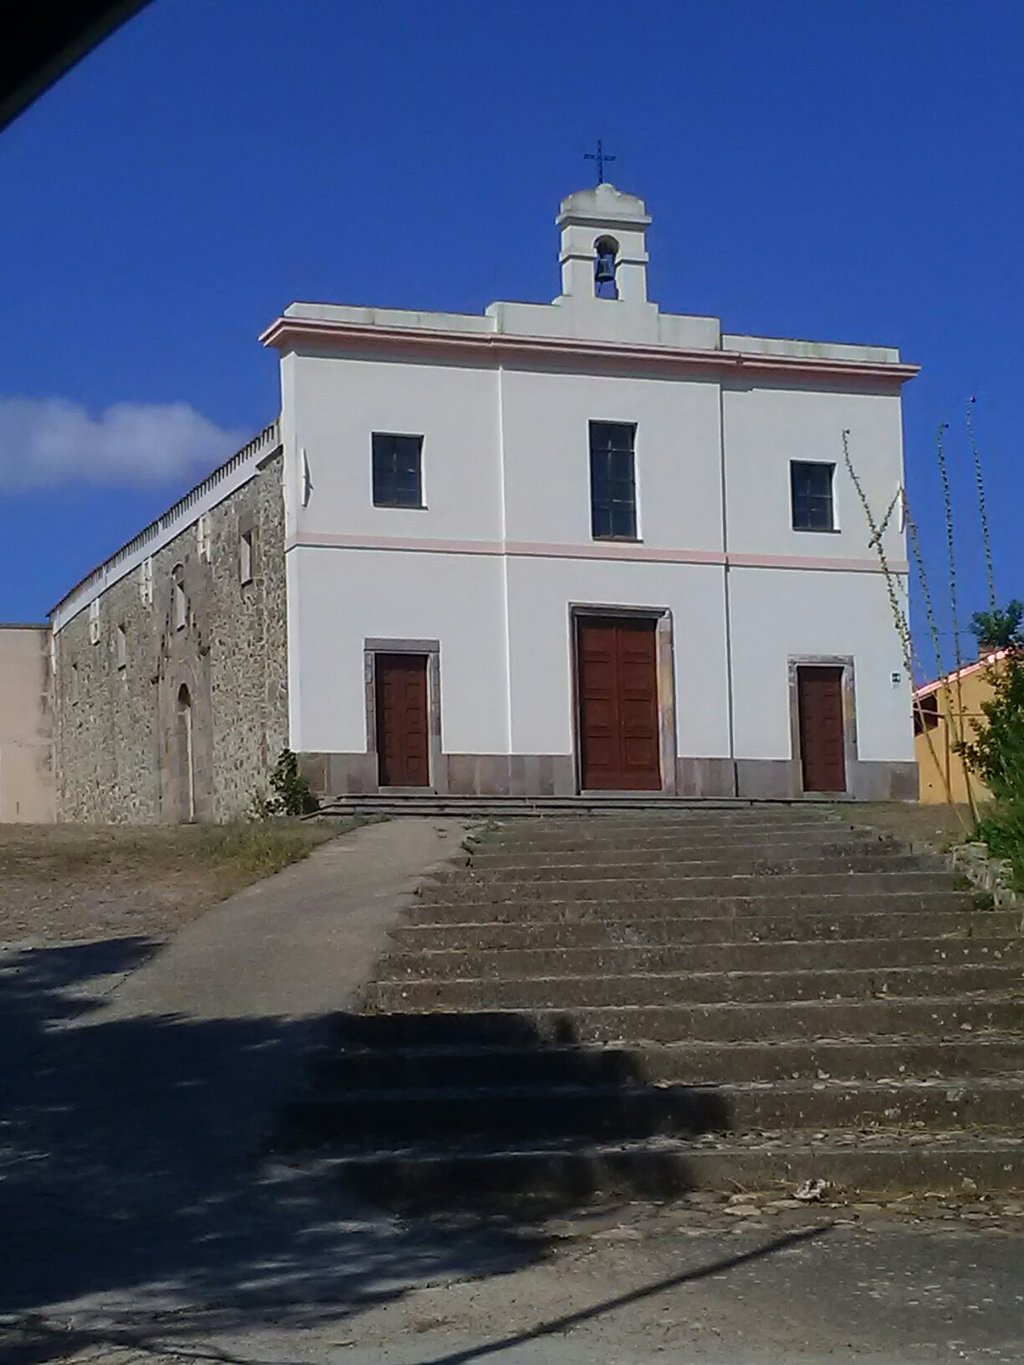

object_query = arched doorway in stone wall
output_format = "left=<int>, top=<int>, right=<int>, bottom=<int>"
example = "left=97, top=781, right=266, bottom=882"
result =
left=176, top=683, right=195, bottom=822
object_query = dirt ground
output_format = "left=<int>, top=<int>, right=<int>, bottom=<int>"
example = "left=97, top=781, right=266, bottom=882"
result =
left=0, top=820, right=341, bottom=945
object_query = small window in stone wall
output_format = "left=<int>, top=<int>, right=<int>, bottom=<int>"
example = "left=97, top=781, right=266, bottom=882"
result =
left=116, top=624, right=127, bottom=672
left=88, top=599, right=101, bottom=645
left=172, top=565, right=187, bottom=631
left=71, top=663, right=80, bottom=704
left=139, top=557, right=154, bottom=607
left=239, top=529, right=255, bottom=585
left=197, top=513, right=212, bottom=563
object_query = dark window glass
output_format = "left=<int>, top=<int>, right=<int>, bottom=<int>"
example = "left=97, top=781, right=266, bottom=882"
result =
left=791, top=461, right=835, bottom=531
left=589, top=422, right=637, bottom=539
left=913, top=693, right=940, bottom=735
left=372, top=433, right=423, bottom=507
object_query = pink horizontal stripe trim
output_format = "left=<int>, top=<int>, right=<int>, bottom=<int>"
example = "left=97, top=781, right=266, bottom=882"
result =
left=509, top=541, right=725, bottom=565
left=728, top=552, right=910, bottom=574
left=293, top=531, right=504, bottom=555
left=287, top=531, right=905, bottom=574
left=261, top=317, right=919, bottom=385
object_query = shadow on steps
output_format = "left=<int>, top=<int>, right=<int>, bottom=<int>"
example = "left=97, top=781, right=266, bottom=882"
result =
left=271, top=1009, right=732, bottom=1215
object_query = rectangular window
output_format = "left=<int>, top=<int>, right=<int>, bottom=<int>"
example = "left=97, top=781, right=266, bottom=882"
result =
left=88, top=598, right=101, bottom=645
left=791, top=461, right=836, bottom=531
left=139, top=556, right=154, bottom=607
left=589, top=421, right=637, bottom=540
left=172, top=566, right=187, bottom=629
left=913, top=692, right=940, bottom=735
left=115, top=624, right=127, bottom=672
left=239, top=530, right=254, bottom=584
left=197, top=513, right=212, bottom=563
left=71, top=663, right=79, bottom=705
left=372, top=433, right=423, bottom=508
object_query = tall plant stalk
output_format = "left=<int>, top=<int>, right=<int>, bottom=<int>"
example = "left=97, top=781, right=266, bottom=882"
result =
left=842, top=432, right=962, bottom=816
left=966, top=396, right=997, bottom=613
left=935, top=422, right=979, bottom=823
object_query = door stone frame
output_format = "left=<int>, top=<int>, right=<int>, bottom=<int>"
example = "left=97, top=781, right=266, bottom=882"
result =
left=364, top=638, right=444, bottom=793
left=568, top=604, right=678, bottom=796
left=788, top=654, right=858, bottom=797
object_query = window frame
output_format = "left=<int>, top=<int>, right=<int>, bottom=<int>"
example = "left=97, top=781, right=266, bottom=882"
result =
left=913, top=692, right=941, bottom=735
left=115, top=624, right=127, bottom=673
left=239, top=530, right=255, bottom=585
left=371, top=432, right=425, bottom=509
left=790, top=460, right=837, bottom=533
left=589, top=420, right=639, bottom=541
left=171, top=565, right=187, bottom=631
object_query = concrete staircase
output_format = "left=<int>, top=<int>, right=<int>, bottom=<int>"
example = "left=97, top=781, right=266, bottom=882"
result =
left=279, top=807, right=1024, bottom=1206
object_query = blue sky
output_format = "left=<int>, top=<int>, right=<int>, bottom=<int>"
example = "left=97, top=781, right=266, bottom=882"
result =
left=1, top=0, right=1020, bottom=674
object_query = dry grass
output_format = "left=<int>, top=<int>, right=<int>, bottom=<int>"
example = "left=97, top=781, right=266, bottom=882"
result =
left=0, top=819, right=345, bottom=945
left=830, top=802, right=985, bottom=852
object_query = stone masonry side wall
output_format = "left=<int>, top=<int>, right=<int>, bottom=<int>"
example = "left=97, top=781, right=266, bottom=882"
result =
left=54, top=453, right=287, bottom=823
left=207, top=453, right=289, bottom=821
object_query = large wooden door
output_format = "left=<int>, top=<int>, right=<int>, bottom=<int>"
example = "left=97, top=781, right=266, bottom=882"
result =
left=797, top=666, right=847, bottom=793
left=375, top=654, right=430, bottom=788
left=577, top=617, right=661, bottom=791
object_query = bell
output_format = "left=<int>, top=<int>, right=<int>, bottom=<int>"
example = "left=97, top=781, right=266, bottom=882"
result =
left=594, top=253, right=616, bottom=284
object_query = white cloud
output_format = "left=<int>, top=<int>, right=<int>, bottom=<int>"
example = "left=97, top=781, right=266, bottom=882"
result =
left=0, top=397, right=246, bottom=490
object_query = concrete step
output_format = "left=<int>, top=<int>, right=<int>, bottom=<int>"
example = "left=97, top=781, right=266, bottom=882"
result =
left=365, top=962, right=1019, bottom=1011
left=476, top=817, right=850, bottom=846
left=468, top=837, right=912, bottom=868
left=484, top=809, right=840, bottom=825
left=300, top=806, right=1023, bottom=1208
left=309, top=1036, right=1024, bottom=1089
left=279, top=1076, right=1024, bottom=1148
left=391, top=909, right=1018, bottom=950
left=416, top=870, right=961, bottom=905
left=285, top=1132, right=1024, bottom=1205
left=379, top=937, right=1023, bottom=981
left=445, top=852, right=946, bottom=883
left=279, top=1082, right=730, bottom=1145
left=355, top=995, right=1024, bottom=1043
left=318, top=798, right=841, bottom=820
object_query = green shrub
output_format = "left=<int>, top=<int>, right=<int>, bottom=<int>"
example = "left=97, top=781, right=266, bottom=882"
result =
left=249, top=749, right=319, bottom=820
left=957, top=605, right=1024, bottom=887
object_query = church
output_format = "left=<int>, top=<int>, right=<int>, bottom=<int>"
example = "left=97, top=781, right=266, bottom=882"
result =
left=50, top=183, right=919, bottom=821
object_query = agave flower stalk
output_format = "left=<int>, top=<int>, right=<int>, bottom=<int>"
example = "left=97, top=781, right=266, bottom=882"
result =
left=842, top=432, right=962, bottom=816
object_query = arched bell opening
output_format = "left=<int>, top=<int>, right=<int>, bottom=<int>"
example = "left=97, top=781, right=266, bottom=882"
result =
left=593, top=235, right=620, bottom=299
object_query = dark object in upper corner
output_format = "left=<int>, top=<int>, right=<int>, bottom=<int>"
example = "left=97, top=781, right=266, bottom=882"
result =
left=0, top=1, right=152, bottom=133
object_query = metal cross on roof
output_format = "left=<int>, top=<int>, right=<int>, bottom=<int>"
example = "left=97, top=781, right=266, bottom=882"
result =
left=584, top=139, right=616, bottom=186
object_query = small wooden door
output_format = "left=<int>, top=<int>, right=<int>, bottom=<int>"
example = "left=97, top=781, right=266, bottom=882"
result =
left=577, top=617, right=661, bottom=791
left=375, top=654, right=430, bottom=788
left=797, top=666, right=847, bottom=793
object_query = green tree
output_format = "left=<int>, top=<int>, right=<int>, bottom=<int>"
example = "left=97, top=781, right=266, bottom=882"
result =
left=969, top=600, right=1024, bottom=652
left=957, top=605, right=1024, bottom=882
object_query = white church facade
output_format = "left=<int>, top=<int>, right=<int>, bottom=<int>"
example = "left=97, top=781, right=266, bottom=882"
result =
left=265, top=183, right=917, bottom=803
left=51, top=184, right=918, bottom=820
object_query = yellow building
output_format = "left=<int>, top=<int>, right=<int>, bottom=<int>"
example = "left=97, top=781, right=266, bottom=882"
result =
left=913, top=653, right=1006, bottom=804
left=0, top=624, right=54, bottom=821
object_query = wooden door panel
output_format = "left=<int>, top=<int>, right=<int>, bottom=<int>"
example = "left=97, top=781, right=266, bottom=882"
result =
left=797, top=666, right=847, bottom=793
left=578, top=617, right=661, bottom=791
left=376, top=654, right=430, bottom=788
